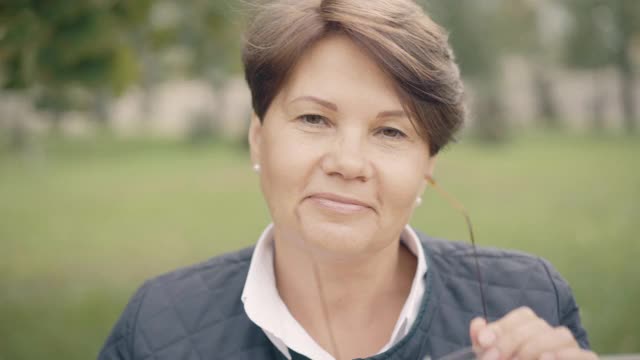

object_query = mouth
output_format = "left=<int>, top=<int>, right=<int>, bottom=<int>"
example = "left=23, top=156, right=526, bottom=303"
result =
left=305, top=193, right=374, bottom=214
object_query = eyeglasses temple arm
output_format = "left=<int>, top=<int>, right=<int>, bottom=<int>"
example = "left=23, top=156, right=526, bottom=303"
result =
left=427, top=177, right=489, bottom=320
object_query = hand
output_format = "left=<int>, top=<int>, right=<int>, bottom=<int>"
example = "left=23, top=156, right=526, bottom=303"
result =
left=469, top=307, right=597, bottom=360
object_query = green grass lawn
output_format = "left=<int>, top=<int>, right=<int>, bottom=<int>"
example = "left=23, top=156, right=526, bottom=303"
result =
left=1, top=132, right=638, bottom=359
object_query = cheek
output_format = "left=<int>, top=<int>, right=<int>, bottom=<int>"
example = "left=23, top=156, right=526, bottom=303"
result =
left=377, top=156, right=425, bottom=216
left=260, top=129, right=320, bottom=207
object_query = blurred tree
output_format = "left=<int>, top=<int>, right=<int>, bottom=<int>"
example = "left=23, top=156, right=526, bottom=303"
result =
left=492, top=0, right=566, bottom=128
left=150, top=0, right=243, bottom=139
left=507, top=0, right=563, bottom=128
left=108, top=0, right=243, bottom=132
left=563, top=0, right=639, bottom=132
left=422, top=0, right=508, bottom=142
left=0, top=0, right=244, bottom=147
left=184, top=0, right=243, bottom=78
left=423, top=0, right=556, bottom=141
left=0, top=0, right=151, bottom=142
left=563, top=0, right=616, bottom=131
left=611, top=0, right=640, bottom=133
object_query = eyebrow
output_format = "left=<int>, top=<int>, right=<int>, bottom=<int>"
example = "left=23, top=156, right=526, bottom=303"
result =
left=377, top=110, right=406, bottom=119
left=289, top=96, right=406, bottom=119
left=289, top=96, right=338, bottom=112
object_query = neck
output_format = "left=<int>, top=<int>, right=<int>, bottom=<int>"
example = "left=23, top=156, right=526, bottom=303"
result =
left=273, top=228, right=417, bottom=359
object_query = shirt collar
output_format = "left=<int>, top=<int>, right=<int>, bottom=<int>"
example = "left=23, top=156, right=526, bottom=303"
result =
left=241, top=223, right=427, bottom=360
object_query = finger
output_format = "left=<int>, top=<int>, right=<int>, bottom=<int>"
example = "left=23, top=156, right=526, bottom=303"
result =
left=517, top=326, right=578, bottom=360
left=555, top=348, right=599, bottom=360
left=492, top=317, right=551, bottom=360
left=478, top=307, right=538, bottom=349
left=470, top=317, right=488, bottom=347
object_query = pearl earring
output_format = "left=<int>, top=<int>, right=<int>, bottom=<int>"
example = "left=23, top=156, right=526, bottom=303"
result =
left=252, top=164, right=261, bottom=173
left=415, top=196, right=423, bottom=206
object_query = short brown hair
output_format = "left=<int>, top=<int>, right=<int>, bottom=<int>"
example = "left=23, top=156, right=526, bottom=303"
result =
left=242, top=0, right=465, bottom=155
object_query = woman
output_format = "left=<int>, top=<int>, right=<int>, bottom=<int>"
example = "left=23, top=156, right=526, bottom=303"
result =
left=99, top=1, right=596, bottom=359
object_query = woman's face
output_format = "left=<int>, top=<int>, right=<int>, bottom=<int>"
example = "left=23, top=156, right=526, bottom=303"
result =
left=249, top=34, right=437, bottom=258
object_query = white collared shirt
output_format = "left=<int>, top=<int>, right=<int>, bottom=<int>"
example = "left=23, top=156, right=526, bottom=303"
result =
left=241, top=224, right=428, bottom=360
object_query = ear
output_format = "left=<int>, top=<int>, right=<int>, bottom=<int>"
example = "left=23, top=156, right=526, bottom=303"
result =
left=248, top=112, right=263, bottom=166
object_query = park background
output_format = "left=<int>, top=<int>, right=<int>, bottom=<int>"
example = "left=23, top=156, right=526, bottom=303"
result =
left=1, top=0, right=639, bottom=359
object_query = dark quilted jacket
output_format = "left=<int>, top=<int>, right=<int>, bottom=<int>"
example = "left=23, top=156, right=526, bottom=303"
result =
left=98, top=232, right=590, bottom=360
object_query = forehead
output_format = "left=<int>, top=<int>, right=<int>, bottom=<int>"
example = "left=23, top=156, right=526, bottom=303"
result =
left=279, top=34, right=404, bottom=111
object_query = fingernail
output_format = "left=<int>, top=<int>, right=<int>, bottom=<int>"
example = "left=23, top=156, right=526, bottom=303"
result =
left=481, top=347, right=500, bottom=360
left=540, top=353, right=555, bottom=360
left=478, top=329, right=496, bottom=347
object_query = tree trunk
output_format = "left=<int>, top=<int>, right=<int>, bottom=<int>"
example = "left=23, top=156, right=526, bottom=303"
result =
left=613, top=0, right=637, bottom=134
left=8, top=119, right=28, bottom=152
left=472, top=76, right=508, bottom=143
left=132, top=27, right=157, bottom=129
left=620, top=73, right=636, bottom=133
left=618, top=61, right=637, bottom=133
left=533, top=65, right=559, bottom=128
left=93, top=87, right=111, bottom=131
left=590, top=71, right=606, bottom=132
left=50, top=109, right=64, bottom=134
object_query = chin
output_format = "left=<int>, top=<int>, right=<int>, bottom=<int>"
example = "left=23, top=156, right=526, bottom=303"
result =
left=297, top=216, right=378, bottom=257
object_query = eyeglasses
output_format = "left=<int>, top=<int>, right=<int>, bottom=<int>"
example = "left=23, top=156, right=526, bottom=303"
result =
left=305, top=177, right=488, bottom=360
left=426, top=176, right=488, bottom=320
left=424, top=176, right=487, bottom=360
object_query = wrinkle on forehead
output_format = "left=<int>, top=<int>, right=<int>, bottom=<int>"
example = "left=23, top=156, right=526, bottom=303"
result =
left=280, top=34, right=404, bottom=113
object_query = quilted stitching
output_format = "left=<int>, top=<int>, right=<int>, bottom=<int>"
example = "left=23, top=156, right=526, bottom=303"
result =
left=114, top=248, right=265, bottom=359
left=98, top=234, right=589, bottom=360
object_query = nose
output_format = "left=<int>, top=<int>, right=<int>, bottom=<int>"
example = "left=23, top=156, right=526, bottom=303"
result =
left=320, top=128, right=373, bottom=181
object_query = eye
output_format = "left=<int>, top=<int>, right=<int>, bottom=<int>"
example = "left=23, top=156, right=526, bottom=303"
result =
left=378, top=127, right=406, bottom=139
left=298, top=114, right=328, bottom=127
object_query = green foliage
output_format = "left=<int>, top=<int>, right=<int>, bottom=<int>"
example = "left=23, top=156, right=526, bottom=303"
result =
left=423, top=0, right=540, bottom=78
left=563, top=0, right=640, bottom=70
left=0, top=0, right=243, bottom=124
left=423, top=0, right=497, bottom=78
left=421, top=0, right=547, bottom=143
left=0, top=0, right=153, bottom=116
left=0, top=133, right=638, bottom=358
left=150, top=0, right=243, bottom=78
left=564, top=0, right=615, bottom=69
left=111, top=45, right=139, bottom=95
left=112, top=0, right=153, bottom=25
left=562, top=0, right=640, bottom=132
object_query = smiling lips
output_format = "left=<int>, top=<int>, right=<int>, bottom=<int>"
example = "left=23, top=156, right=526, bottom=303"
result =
left=306, top=193, right=373, bottom=214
